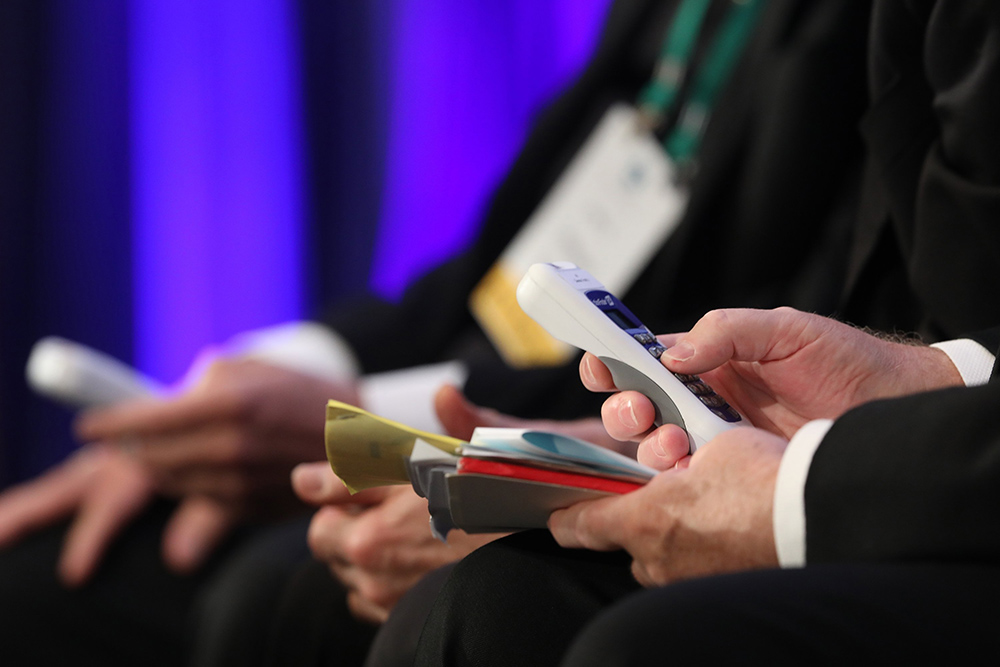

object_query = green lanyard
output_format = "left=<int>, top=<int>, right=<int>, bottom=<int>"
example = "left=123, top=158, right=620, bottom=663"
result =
left=638, top=0, right=765, bottom=169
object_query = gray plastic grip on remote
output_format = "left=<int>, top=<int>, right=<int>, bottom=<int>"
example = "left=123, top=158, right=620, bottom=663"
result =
left=599, top=357, right=686, bottom=432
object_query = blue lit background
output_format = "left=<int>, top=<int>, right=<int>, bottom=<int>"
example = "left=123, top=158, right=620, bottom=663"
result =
left=130, top=0, right=307, bottom=382
left=0, top=0, right=612, bottom=484
left=372, top=0, right=614, bottom=297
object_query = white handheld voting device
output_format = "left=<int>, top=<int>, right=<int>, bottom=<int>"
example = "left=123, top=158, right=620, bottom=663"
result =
left=516, top=262, right=743, bottom=452
left=26, top=336, right=162, bottom=408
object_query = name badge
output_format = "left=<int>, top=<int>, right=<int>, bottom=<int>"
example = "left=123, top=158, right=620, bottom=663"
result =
left=470, top=103, right=688, bottom=367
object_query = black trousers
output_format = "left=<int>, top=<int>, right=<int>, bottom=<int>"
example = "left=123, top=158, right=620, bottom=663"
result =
left=0, top=500, right=261, bottom=666
left=264, top=557, right=454, bottom=667
left=0, top=499, right=440, bottom=667
left=413, top=530, right=1000, bottom=666
left=0, top=502, right=318, bottom=666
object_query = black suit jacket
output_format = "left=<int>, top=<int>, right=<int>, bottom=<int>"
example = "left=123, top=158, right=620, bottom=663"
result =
left=324, top=0, right=872, bottom=421
left=806, top=0, right=1000, bottom=563
left=807, top=373, right=1000, bottom=564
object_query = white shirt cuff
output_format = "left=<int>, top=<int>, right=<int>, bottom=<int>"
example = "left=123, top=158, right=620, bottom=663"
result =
left=773, top=418, right=833, bottom=568
left=931, top=339, right=994, bottom=387
left=358, top=362, right=469, bottom=434
left=223, top=321, right=362, bottom=382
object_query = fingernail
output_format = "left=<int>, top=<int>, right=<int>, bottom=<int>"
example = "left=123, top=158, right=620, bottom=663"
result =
left=652, top=437, right=668, bottom=459
left=618, top=398, right=638, bottom=429
left=580, top=357, right=596, bottom=386
left=665, top=340, right=694, bottom=361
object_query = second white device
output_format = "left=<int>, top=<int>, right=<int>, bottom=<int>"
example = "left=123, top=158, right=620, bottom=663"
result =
left=516, top=262, right=743, bottom=452
left=26, top=337, right=162, bottom=409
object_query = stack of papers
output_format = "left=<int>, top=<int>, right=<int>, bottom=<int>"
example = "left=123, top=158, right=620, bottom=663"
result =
left=324, top=400, right=655, bottom=539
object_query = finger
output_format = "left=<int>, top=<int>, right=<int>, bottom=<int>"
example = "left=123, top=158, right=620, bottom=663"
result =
left=635, top=425, right=691, bottom=471
left=161, top=496, right=238, bottom=574
left=346, top=590, right=390, bottom=625
left=0, top=447, right=104, bottom=547
left=75, top=390, right=240, bottom=443
left=548, top=496, right=627, bottom=552
left=306, top=505, right=358, bottom=564
left=655, top=333, right=684, bottom=348
left=291, top=462, right=354, bottom=505
left=547, top=507, right=581, bottom=548
left=600, top=392, right=657, bottom=442
left=153, top=463, right=291, bottom=503
left=661, top=307, right=817, bottom=374
left=325, top=553, right=407, bottom=617
left=123, top=425, right=255, bottom=470
left=630, top=559, right=657, bottom=588
left=112, top=429, right=253, bottom=479
left=327, top=557, right=360, bottom=590
left=58, top=457, right=155, bottom=587
left=579, top=353, right=615, bottom=391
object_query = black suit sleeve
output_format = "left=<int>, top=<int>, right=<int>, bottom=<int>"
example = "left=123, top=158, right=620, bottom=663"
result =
left=804, top=380, right=1000, bottom=564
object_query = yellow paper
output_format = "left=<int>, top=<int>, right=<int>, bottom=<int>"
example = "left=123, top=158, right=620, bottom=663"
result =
left=324, top=400, right=464, bottom=493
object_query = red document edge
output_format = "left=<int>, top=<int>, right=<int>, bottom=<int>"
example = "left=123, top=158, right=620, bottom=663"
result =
left=457, top=457, right=645, bottom=495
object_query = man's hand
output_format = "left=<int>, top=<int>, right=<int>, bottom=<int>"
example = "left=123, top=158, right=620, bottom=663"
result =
left=581, top=307, right=964, bottom=469
left=549, top=426, right=785, bottom=587
left=1, top=353, right=352, bottom=587
left=76, top=358, right=357, bottom=515
left=292, top=462, right=494, bottom=624
left=0, top=446, right=241, bottom=586
left=0, top=447, right=153, bottom=586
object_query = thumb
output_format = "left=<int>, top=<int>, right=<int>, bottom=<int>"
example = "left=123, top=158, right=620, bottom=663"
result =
left=291, top=461, right=354, bottom=506
left=161, top=496, right=237, bottom=574
left=662, top=307, right=815, bottom=375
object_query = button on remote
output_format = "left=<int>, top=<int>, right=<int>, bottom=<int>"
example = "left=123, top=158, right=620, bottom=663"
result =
left=685, top=381, right=712, bottom=396
left=698, top=394, right=726, bottom=408
left=711, top=406, right=743, bottom=423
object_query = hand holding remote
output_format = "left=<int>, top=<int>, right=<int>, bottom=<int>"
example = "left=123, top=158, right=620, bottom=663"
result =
left=584, top=307, right=964, bottom=469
